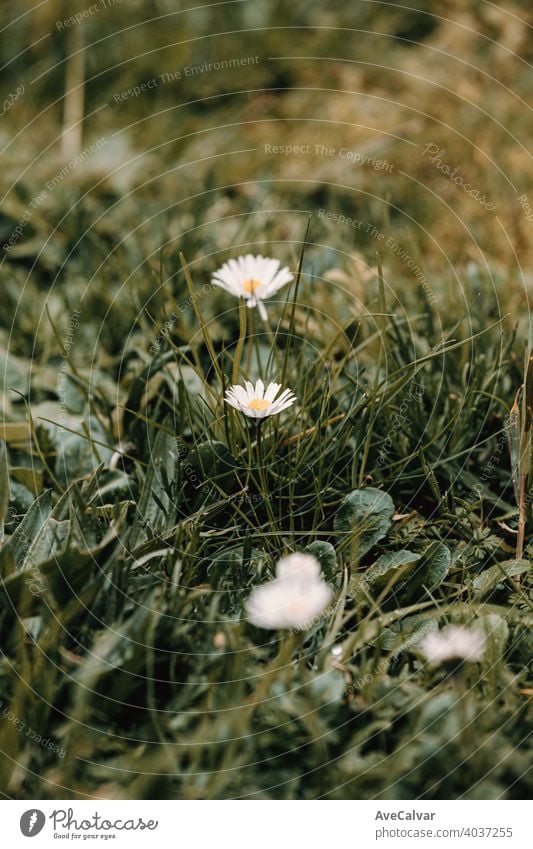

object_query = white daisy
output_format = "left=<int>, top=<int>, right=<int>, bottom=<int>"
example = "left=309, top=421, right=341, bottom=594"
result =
left=418, top=625, right=486, bottom=665
left=225, top=379, right=296, bottom=420
left=211, top=254, right=294, bottom=320
left=245, top=552, right=332, bottom=630
left=276, top=552, right=322, bottom=582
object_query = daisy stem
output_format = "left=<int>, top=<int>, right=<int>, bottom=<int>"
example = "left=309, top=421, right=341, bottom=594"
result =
left=280, top=217, right=309, bottom=388
left=232, top=297, right=247, bottom=386
left=180, top=252, right=222, bottom=386
left=253, top=322, right=263, bottom=373
left=252, top=631, right=301, bottom=703
left=261, top=315, right=281, bottom=373
left=359, top=253, right=386, bottom=485
left=244, top=420, right=254, bottom=490
left=256, top=420, right=278, bottom=529
left=245, top=307, right=254, bottom=375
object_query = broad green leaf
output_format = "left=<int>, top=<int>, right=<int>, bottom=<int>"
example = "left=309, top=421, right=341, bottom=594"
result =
left=0, top=348, right=29, bottom=395
left=209, top=545, right=267, bottom=585
left=186, top=441, right=235, bottom=497
left=373, top=615, right=438, bottom=656
left=24, top=518, right=70, bottom=568
left=0, top=570, right=46, bottom=621
left=9, top=479, right=35, bottom=514
left=402, top=542, right=451, bottom=602
left=86, top=469, right=134, bottom=506
left=10, top=465, right=43, bottom=497
left=55, top=417, right=113, bottom=487
left=366, top=549, right=421, bottom=590
left=2, top=490, right=52, bottom=573
left=304, top=541, right=338, bottom=580
left=334, top=487, right=394, bottom=558
left=481, top=613, right=509, bottom=660
left=129, top=421, right=180, bottom=547
left=472, top=559, right=530, bottom=598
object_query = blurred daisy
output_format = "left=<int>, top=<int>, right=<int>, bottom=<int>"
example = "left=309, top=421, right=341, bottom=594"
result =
left=212, top=254, right=293, bottom=320
left=276, top=553, right=322, bottom=582
left=225, top=379, right=296, bottom=420
left=419, top=625, right=486, bottom=665
left=245, top=552, right=332, bottom=630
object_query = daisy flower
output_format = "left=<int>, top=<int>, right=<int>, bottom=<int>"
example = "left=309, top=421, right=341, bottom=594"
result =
left=225, top=379, right=296, bottom=420
left=211, top=254, right=293, bottom=320
left=418, top=625, right=486, bottom=665
left=245, top=552, right=333, bottom=630
left=276, top=553, right=322, bottom=582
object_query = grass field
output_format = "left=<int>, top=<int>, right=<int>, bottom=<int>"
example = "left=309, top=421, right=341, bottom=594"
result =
left=0, top=0, right=531, bottom=800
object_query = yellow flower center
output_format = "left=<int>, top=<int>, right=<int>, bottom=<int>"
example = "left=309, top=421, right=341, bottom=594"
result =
left=247, top=398, right=270, bottom=411
left=243, top=277, right=261, bottom=294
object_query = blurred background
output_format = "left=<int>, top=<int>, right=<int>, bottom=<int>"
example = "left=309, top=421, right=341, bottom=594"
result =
left=1, top=1, right=533, bottom=308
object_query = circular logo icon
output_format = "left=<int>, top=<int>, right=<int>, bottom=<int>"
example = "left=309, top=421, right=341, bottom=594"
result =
left=20, top=810, right=46, bottom=837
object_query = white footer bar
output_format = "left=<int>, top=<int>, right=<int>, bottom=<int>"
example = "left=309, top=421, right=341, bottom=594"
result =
left=3, top=800, right=529, bottom=848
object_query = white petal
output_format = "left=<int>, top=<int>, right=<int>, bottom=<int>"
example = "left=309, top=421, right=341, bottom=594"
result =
left=260, top=269, right=294, bottom=298
left=273, top=388, right=295, bottom=404
left=229, top=385, right=249, bottom=405
left=257, top=301, right=268, bottom=320
left=264, top=382, right=281, bottom=402
left=225, top=395, right=243, bottom=411
left=211, top=275, right=239, bottom=296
